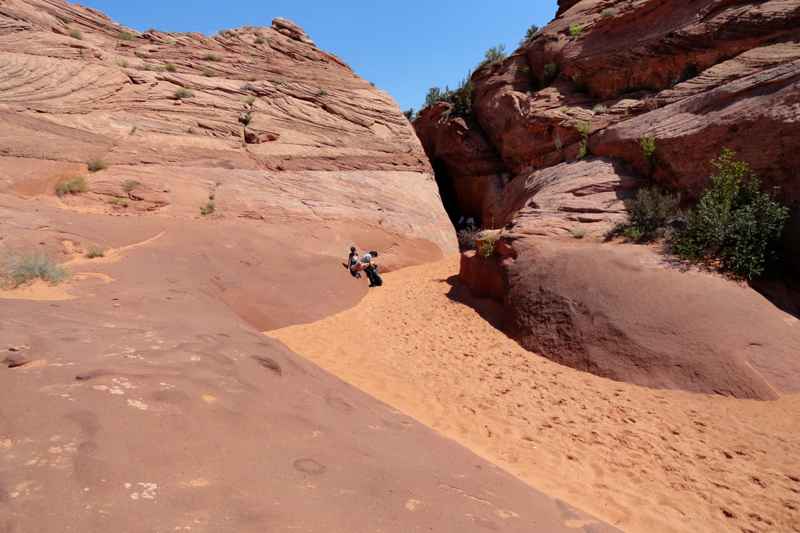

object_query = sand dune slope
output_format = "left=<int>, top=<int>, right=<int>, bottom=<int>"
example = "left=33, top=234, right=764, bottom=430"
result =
left=269, top=256, right=800, bottom=533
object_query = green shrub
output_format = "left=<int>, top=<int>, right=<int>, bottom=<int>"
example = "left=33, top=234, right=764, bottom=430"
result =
left=165, top=63, right=177, bottom=72
left=255, top=37, right=265, bottom=44
left=481, top=44, right=507, bottom=67
left=109, top=197, right=128, bottom=208
left=622, top=225, right=644, bottom=242
left=423, top=76, right=473, bottom=117
left=200, top=201, right=215, bottom=216
left=521, top=25, right=540, bottom=45
left=203, top=53, right=221, bottom=61
left=640, top=135, right=657, bottom=164
left=1, top=254, right=68, bottom=288
left=476, top=231, right=500, bottom=258
left=202, top=69, right=215, bottom=77
left=625, top=187, right=681, bottom=238
left=576, top=121, right=591, bottom=159
left=403, top=108, right=416, bottom=121
left=592, top=104, right=607, bottom=114
left=121, top=179, right=141, bottom=193
left=118, top=31, right=135, bottom=41
left=55, top=176, right=88, bottom=197
left=174, top=88, right=194, bottom=100
left=69, top=29, right=82, bottom=40
left=569, top=24, right=584, bottom=38
left=601, top=8, right=617, bottom=18
left=87, top=159, right=107, bottom=172
left=673, top=149, right=789, bottom=279
left=85, top=246, right=105, bottom=259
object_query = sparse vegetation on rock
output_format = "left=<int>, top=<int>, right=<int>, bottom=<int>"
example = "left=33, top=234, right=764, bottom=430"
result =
left=520, top=24, right=540, bottom=45
left=618, top=187, right=681, bottom=242
left=569, top=23, right=584, bottom=38
left=68, top=29, right=82, bottom=40
left=640, top=135, right=657, bottom=166
left=118, top=30, right=135, bottom=41
left=85, top=246, right=105, bottom=259
left=1, top=254, right=68, bottom=288
left=165, top=63, right=177, bottom=72
left=55, top=176, right=88, bottom=197
left=121, top=179, right=141, bottom=193
left=174, top=88, right=194, bottom=100
left=200, top=200, right=215, bottom=216
left=87, top=159, right=107, bottom=172
left=480, top=44, right=507, bottom=68
left=674, top=149, right=790, bottom=279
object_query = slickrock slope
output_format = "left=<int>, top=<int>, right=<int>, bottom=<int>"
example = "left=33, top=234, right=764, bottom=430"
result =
left=0, top=2, right=625, bottom=533
left=414, top=0, right=800, bottom=398
left=0, top=0, right=455, bottom=255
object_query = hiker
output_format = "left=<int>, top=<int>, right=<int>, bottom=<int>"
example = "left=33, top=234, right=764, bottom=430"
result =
left=347, top=246, right=362, bottom=278
left=361, top=251, right=383, bottom=288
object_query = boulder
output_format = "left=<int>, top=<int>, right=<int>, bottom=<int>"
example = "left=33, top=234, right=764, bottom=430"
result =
left=503, top=237, right=800, bottom=400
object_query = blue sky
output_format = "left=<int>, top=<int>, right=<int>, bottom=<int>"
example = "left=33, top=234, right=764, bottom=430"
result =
left=81, top=1, right=558, bottom=112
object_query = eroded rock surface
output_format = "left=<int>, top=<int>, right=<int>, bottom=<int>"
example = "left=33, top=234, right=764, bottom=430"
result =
left=415, top=0, right=800, bottom=398
left=0, top=3, right=620, bottom=533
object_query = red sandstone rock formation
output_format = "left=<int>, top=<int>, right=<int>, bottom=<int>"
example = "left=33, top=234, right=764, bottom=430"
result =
left=0, top=3, right=620, bottom=533
left=416, top=0, right=800, bottom=399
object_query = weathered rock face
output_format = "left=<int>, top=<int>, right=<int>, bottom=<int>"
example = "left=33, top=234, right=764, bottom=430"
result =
left=0, top=3, right=496, bottom=533
left=0, top=0, right=456, bottom=254
left=415, top=0, right=800, bottom=398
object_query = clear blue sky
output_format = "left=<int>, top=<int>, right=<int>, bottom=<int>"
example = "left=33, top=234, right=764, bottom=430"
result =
left=80, top=1, right=558, bottom=112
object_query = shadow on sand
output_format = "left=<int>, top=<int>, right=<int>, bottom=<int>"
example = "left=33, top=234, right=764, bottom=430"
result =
left=438, top=275, right=507, bottom=331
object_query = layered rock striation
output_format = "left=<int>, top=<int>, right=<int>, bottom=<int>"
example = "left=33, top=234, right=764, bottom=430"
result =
left=415, top=0, right=800, bottom=399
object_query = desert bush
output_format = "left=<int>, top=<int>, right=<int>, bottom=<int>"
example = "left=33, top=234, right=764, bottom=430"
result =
left=109, top=197, right=128, bottom=208
left=116, top=59, right=129, bottom=68
left=403, top=108, right=415, bottom=121
left=200, top=201, right=215, bottom=216
left=673, top=149, right=789, bottom=279
left=121, top=179, right=141, bottom=193
left=174, top=88, right=194, bottom=100
left=243, top=95, right=256, bottom=106
left=165, top=63, right=177, bottom=72
left=423, top=76, right=473, bottom=117
left=254, top=37, right=265, bottom=44
left=592, top=104, right=608, bottom=114
left=69, top=29, right=82, bottom=40
left=1, top=254, right=68, bottom=288
left=477, top=231, right=500, bottom=258
left=601, top=8, right=617, bottom=18
left=55, top=176, right=88, bottom=197
left=203, top=53, right=221, bottom=61
left=569, top=24, right=584, bottom=38
left=521, top=25, right=540, bottom=45
left=481, top=44, right=507, bottom=67
left=640, top=135, right=657, bottom=164
left=118, top=31, right=135, bottom=41
left=85, top=246, right=105, bottom=259
left=87, top=159, right=107, bottom=172
left=576, top=121, right=591, bottom=159
left=625, top=187, right=681, bottom=239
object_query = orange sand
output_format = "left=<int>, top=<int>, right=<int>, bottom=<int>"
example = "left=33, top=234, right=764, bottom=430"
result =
left=268, top=256, right=800, bottom=533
